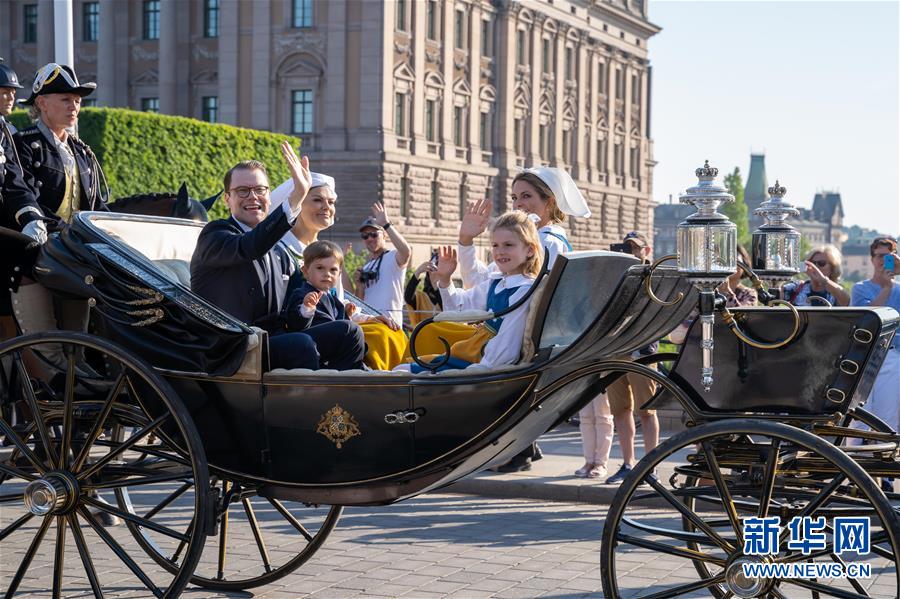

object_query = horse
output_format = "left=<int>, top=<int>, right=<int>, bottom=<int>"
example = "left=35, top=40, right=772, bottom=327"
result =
left=108, top=183, right=221, bottom=222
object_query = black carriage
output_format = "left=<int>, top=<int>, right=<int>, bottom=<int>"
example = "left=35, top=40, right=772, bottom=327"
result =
left=1, top=211, right=898, bottom=598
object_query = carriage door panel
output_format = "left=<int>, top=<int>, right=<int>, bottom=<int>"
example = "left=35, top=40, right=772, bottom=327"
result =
left=411, top=376, right=538, bottom=467
left=263, top=381, right=414, bottom=484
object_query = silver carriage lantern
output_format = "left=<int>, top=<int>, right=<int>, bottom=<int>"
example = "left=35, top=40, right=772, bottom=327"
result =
left=677, top=160, right=738, bottom=391
left=751, top=180, right=801, bottom=285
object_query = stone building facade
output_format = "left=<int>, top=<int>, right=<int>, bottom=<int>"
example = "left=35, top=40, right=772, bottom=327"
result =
left=1, top=0, right=660, bottom=259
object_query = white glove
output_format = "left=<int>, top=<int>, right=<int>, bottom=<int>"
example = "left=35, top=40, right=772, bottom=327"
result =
left=22, top=220, right=48, bottom=244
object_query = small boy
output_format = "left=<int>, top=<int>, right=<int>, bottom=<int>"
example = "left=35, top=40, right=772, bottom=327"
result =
left=283, top=240, right=353, bottom=331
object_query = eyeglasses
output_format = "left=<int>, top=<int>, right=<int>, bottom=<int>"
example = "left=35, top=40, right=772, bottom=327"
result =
left=360, top=232, right=380, bottom=240
left=32, top=63, right=80, bottom=94
left=811, top=260, right=829, bottom=268
left=228, top=186, right=269, bottom=199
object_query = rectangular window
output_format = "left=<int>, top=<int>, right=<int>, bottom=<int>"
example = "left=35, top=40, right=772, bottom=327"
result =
left=614, top=142, right=624, bottom=175
left=514, top=118, right=523, bottom=155
left=141, top=97, right=159, bottom=113
left=459, top=183, right=467, bottom=220
left=395, top=0, right=406, bottom=31
left=516, top=30, right=526, bottom=65
left=615, top=67, right=624, bottom=100
left=143, top=0, right=160, bottom=40
left=631, top=72, right=641, bottom=105
left=481, top=18, right=492, bottom=57
left=202, top=96, right=218, bottom=123
left=23, top=4, right=38, bottom=43
left=293, top=0, right=312, bottom=28
left=453, top=105, right=464, bottom=146
left=542, top=38, right=551, bottom=74
left=431, top=180, right=439, bottom=219
left=400, top=176, right=409, bottom=217
left=394, top=92, right=406, bottom=136
left=562, top=130, right=570, bottom=163
left=426, top=0, right=437, bottom=40
left=598, top=62, right=607, bottom=94
left=83, top=2, right=99, bottom=42
left=204, top=0, right=219, bottom=37
left=539, top=125, right=547, bottom=160
left=596, top=138, right=607, bottom=170
left=630, top=146, right=640, bottom=174
left=291, top=89, right=313, bottom=134
left=565, top=47, right=574, bottom=80
left=479, top=111, right=491, bottom=151
left=454, top=10, right=464, bottom=49
left=425, top=99, right=435, bottom=142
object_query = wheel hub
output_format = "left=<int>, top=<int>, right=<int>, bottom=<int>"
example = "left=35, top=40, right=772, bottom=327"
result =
left=23, top=472, right=79, bottom=516
left=725, top=555, right=773, bottom=598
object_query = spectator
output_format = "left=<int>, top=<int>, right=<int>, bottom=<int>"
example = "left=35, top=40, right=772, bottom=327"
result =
left=352, top=203, right=411, bottom=326
left=605, top=231, right=661, bottom=485
left=782, top=245, right=850, bottom=306
left=851, top=237, right=900, bottom=435
left=0, top=58, right=25, bottom=341
left=576, top=395, right=614, bottom=479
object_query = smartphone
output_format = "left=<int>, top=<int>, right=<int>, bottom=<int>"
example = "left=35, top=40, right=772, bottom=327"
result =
left=886, top=254, right=896, bottom=273
left=430, top=249, right=440, bottom=266
left=609, top=243, right=631, bottom=254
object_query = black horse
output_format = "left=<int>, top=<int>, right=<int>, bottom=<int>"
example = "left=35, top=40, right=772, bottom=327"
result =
left=108, top=183, right=220, bottom=222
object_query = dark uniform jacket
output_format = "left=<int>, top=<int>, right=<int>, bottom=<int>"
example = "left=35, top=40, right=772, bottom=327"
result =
left=282, top=281, right=348, bottom=332
left=190, top=208, right=296, bottom=333
left=5, top=123, right=108, bottom=229
left=0, top=117, right=30, bottom=229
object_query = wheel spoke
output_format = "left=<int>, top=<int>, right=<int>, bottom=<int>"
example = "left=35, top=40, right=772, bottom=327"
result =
left=169, top=518, right=194, bottom=564
left=243, top=497, right=273, bottom=573
left=0, top=461, right=37, bottom=481
left=68, top=514, right=104, bottom=599
left=268, top=497, right=314, bottom=541
left=784, top=578, right=869, bottom=598
left=78, top=507, right=165, bottom=599
left=59, top=351, right=76, bottom=470
left=828, top=553, right=869, bottom=595
left=0, top=512, right=34, bottom=542
left=779, top=473, right=847, bottom=545
left=0, top=414, right=46, bottom=474
left=52, top=516, right=67, bottom=598
left=638, top=573, right=726, bottom=599
left=5, top=513, right=53, bottom=598
left=616, top=533, right=726, bottom=566
left=700, top=440, right=744, bottom=547
left=77, top=413, right=170, bottom=482
left=85, top=470, right=194, bottom=490
left=71, top=371, right=127, bottom=472
left=0, top=492, right=24, bottom=503
left=144, top=481, right=192, bottom=520
left=757, top=438, right=781, bottom=519
left=83, top=495, right=190, bottom=542
left=647, top=476, right=735, bottom=552
left=14, top=352, right=57, bottom=467
left=217, top=481, right=230, bottom=580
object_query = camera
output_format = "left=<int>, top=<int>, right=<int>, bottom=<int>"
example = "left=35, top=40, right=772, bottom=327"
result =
left=610, top=243, right=632, bottom=254
left=358, top=270, right=379, bottom=285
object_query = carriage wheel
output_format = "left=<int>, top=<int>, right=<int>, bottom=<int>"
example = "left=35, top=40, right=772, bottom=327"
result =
left=117, top=474, right=343, bottom=590
left=600, top=418, right=900, bottom=599
left=0, top=332, right=210, bottom=598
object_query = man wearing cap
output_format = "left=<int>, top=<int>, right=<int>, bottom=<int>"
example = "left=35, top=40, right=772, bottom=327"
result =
left=191, top=144, right=365, bottom=371
left=5, top=63, right=107, bottom=244
left=352, top=202, right=411, bottom=325
left=604, top=230, right=661, bottom=485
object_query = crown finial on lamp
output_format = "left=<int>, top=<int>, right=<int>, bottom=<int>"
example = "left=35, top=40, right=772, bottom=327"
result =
left=695, top=160, right=718, bottom=179
left=768, top=180, right=786, bottom=198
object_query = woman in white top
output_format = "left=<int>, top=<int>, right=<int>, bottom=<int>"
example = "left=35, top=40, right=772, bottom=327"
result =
left=455, top=167, right=590, bottom=290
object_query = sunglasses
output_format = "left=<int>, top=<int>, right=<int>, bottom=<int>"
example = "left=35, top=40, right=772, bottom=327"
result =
left=360, top=232, right=380, bottom=240
left=811, top=260, right=829, bottom=268
left=32, top=63, right=80, bottom=94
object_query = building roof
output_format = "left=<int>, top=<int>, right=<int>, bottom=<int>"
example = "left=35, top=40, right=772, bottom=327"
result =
left=811, top=191, right=844, bottom=222
left=744, top=154, right=768, bottom=213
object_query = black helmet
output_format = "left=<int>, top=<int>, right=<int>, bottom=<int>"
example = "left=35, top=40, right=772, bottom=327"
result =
left=0, top=58, right=24, bottom=89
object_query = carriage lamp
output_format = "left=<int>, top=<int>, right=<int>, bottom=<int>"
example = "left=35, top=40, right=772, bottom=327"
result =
left=677, top=160, right=738, bottom=391
left=751, top=180, right=802, bottom=288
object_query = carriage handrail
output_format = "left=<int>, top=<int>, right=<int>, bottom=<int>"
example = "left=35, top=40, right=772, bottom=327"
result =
left=644, top=254, right=684, bottom=306
left=721, top=299, right=802, bottom=350
left=407, top=250, right=552, bottom=373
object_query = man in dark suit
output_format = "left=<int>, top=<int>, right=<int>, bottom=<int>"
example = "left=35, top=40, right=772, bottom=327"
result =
left=191, top=143, right=364, bottom=370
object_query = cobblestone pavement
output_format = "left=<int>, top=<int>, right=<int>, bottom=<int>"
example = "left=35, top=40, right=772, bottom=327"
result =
left=1, top=490, right=895, bottom=598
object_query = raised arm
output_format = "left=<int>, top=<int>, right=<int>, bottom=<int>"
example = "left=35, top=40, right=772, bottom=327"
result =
left=371, top=202, right=410, bottom=268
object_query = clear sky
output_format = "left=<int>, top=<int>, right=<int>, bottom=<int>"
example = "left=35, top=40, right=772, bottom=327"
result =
left=648, top=0, right=899, bottom=235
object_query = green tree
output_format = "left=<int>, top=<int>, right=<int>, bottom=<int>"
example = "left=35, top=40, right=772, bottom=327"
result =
left=722, top=167, right=750, bottom=246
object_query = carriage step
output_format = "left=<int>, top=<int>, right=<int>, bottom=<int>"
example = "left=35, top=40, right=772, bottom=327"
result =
left=204, top=489, right=219, bottom=535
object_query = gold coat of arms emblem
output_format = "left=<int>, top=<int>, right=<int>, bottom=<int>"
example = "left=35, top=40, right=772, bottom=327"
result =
left=316, top=404, right=361, bottom=449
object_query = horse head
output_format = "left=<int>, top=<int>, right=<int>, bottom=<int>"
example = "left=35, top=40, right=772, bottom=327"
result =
left=109, top=183, right=212, bottom=222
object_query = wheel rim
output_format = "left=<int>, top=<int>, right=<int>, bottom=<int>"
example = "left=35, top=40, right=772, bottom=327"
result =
left=117, top=474, right=343, bottom=590
left=600, top=418, right=900, bottom=599
left=0, top=332, right=210, bottom=598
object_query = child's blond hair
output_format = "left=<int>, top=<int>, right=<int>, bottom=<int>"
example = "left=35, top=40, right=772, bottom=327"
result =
left=491, top=211, right=543, bottom=277
left=302, top=240, right=343, bottom=267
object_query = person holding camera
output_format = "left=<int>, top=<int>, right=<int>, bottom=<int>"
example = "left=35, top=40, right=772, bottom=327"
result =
left=353, top=203, right=410, bottom=327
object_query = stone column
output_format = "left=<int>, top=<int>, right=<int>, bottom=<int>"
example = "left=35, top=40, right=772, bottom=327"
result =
left=606, top=56, right=617, bottom=176
left=250, top=0, right=271, bottom=130
left=623, top=61, right=633, bottom=186
left=467, top=3, right=481, bottom=163
left=495, top=4, right=516, bottom=170
left=96, top=0, right=117, bottom=106
left=409, top=0, right=426, bottom=153
left=217, top=0, right=239, bottom=125
left=439, top=0, right=454, bottom=157
left=586, top=49, right=598, bottom=182
left=380, top=0, right=396, bottom=137
left=527, top=20, right=541, bottom=165
left=158, top=0, right=178, bottom=114
left=574, top=34, right=589, bottom=180
left=552, top=30, right=564, bottom=167
left=37, top=0, right=54, bottom=65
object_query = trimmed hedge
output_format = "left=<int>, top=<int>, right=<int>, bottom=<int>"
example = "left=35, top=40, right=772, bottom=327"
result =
left=7, top=108, right=301, bottom=220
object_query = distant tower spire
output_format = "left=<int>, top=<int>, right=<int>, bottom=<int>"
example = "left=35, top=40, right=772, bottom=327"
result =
left=745, top=153, right=769, bottom=229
